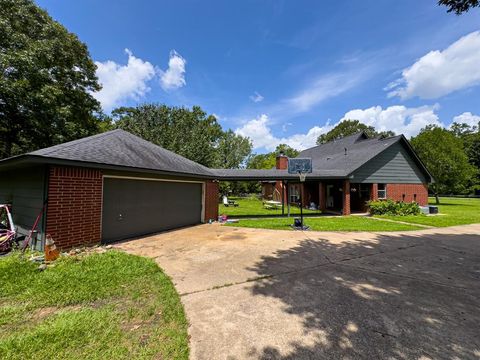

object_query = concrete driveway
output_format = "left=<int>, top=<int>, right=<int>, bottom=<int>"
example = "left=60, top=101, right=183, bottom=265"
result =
left=115, top=223, right=480, bottom=359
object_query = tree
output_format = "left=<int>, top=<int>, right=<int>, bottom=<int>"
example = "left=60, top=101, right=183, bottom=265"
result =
left=114, top=104, right=223, bottom=168
left=438, top=0, right=479, bottom=14
left=411, top=125, right=476, bottom=204
left=0, top=0, right=102, bottom=158
left=215, top=130, right=252, bottom=169
left=316, top=120, right=395, bottom=145
left=247, top=144, right=299, bottom=170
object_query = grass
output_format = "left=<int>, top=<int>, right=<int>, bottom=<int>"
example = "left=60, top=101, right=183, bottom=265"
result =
left=224, top=196, right=480, bottom=232
left=219, top=196, right=320, bottom=217
left=0, top=251, right=188, bottom=360
left=225, top=216, right=423, bottom=232
left=378, top=197, right=480, bottom=227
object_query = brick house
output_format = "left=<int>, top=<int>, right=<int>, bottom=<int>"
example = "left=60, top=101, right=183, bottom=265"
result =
left=0, top=130, right=432, bottom=250
left=265, top=132, right=432, bottom=215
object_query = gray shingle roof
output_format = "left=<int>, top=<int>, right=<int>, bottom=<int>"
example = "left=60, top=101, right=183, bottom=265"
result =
left=0, top=129, right=431, bottom=182
left=28, top=129, right=214, bottom=177
left=297, top=132, right=420, bottom=177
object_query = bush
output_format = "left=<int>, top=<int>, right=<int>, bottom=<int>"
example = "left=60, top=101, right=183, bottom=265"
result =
left=368, top=199, right=421, bottom=216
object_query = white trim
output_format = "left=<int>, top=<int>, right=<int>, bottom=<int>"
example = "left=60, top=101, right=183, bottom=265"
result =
left=101, top=175, right=206, bottom=234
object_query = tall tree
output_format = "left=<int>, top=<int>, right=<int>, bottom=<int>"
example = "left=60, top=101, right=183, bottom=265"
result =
left=411, top=125, right=476, bottom=204
left=438, top=0, right=479, bottom=14
left=0, top=0, right=102, bottom=158
left=316, top=120, right=395, bottom=145
left=113, top=104, right=223, bottom=167
left=215, top=130, right=252, bottom=169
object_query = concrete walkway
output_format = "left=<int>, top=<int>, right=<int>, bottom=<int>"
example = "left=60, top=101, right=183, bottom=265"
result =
left=115, top=224, right=480, bottom=359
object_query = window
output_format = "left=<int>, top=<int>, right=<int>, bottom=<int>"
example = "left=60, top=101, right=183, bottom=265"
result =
left=377, top=184, right=387, bottom=199
left=289, top=184, right=300, bottom=203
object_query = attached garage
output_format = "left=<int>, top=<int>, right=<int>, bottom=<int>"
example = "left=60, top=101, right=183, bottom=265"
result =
left=102, top=177, right=204, bottom=242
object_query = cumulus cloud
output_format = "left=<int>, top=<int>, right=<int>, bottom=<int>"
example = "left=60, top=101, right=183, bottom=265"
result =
left=452, top=112, right=480, bottom=127
left=249, top=91, right=264, bottom=103
left=342, top=105, right=442, bottom=138
left=159, top=50, right=186, bottom=91
left=235, top=104, right=451, bottom=152
left=387, top=31, right=480, bottom=99
left=235, top=114, right=332, bottom=151
left=94, top=49, right=156, bottom=110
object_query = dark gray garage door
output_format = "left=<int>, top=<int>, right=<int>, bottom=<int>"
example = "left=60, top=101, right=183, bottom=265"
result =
left=102, top=177, right=203, bottom=242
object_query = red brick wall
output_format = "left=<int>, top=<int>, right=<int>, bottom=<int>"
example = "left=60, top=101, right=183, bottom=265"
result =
left=276, top=155, right=288, bottom=170
left=342, top=180, right=351, bottom=215
left=370, top=183, right=378, bottom=201
left=386, top=183, right=428, bottom=206
left=46, top=166, right=102, bottom=250
left=204, top=180, right=219, bottom=221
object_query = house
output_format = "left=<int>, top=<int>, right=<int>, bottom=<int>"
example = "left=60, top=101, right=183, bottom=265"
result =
left=0, top=130, right=432, bottom=250
left=260, top=132, right=433, bottom=214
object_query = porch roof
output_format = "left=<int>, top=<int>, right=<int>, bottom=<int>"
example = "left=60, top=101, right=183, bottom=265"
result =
left=212, top=168, right=348, bottom=181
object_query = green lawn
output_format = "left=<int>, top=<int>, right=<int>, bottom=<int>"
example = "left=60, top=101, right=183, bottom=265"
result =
left=378, top=197, right=480, bottom=227
left=0, top=251, right=188, bottom=360
left=219, top=196, right=320, bottom=217
left=224, top=196, right=480, bottom=232
left=225, top=216, right=423, bottom=232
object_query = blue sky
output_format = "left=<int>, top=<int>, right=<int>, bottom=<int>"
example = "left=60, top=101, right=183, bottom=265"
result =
left=37, top=0, right=480, bottom=152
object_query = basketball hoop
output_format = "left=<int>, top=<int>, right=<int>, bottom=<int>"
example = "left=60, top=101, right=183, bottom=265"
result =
left=298, top=171, right=307, bottom=182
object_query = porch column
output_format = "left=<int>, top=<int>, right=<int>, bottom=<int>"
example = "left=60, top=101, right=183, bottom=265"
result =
left=318, top=182, right=326, bottom=211
left=342, top=180, right=351, bottom=216
left=370, top=183, right=378, bottom=201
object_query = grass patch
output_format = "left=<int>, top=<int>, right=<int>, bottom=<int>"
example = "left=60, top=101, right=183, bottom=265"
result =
left=0, top=251, right=188, bottom=360
left=225, top=216, right=423, bottom=232
left=219, top=196, right=320, bottom=217
left=378, top=197, right=480, bottom=227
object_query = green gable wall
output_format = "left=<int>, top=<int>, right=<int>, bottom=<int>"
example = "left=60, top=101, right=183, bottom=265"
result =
left=350, top=142, right=428, bottom=184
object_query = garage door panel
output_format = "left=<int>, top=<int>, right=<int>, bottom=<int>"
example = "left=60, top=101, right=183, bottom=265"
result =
left=102, top=178, right=202, bottom=242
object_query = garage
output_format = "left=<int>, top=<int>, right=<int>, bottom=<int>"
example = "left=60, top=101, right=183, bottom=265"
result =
left=101, top=177, right=204, bottom=242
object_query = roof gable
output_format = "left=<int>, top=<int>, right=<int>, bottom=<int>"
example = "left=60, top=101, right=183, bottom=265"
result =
left=297, top=133, right=432, bottom=182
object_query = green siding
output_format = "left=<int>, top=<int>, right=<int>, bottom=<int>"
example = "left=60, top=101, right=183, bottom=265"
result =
left=0, top=166, right=46, bottom=249
left=350, top=142, right=428, bottom=184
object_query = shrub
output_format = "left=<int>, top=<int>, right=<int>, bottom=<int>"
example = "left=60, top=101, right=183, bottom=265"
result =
left=368, top=199, right=421, bottom=216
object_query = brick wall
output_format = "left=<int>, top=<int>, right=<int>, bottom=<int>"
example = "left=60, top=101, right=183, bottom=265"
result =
left=204, top=180, right=219, bottom=221
left=276, top=155, right=288, bottom=170
left=370, top=183, right=378, bottom=201
left=46, top=166, right=102, bottom=250
left=342, top=180, right=351, bottom=215
left=386, top=183, right=428, bottom=206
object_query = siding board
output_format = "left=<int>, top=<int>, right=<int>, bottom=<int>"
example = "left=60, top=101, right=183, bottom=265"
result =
left=0, top=166, right=46, bottom=248
left=351, top=143, right=427, bottom=183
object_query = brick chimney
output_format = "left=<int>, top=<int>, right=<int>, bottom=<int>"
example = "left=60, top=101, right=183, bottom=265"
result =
left=276, top=152, right=288, bottom=170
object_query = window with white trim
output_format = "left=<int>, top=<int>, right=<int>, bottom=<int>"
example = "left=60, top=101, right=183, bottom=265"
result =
left=377, top=184, right=387, bottom=199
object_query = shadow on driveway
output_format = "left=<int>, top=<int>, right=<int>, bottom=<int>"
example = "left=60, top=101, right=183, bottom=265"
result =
left=247, top=231, right=480, bottom=359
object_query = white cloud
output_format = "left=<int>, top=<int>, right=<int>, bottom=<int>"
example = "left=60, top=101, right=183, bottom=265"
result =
left=235, top=114, right=332, bottom=151
left=249, top=91, right=264, bottom=103
left=94, top=49, right=156, bottom=110
left=388, top=31, right=480, bottom=99
left=159, top=50, right=186, bottom=91
left=342, top=105, right=442, bottom=138
left=452, top=112, right=480, bottom=127
left=284, top=71, right=365, bottom=113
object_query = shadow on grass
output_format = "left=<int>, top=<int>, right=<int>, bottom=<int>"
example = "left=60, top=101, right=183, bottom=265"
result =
left=247, top=230, right=480, bottom=359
